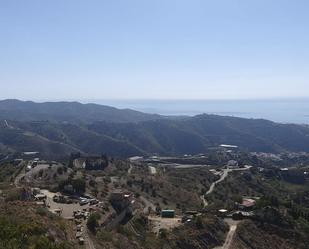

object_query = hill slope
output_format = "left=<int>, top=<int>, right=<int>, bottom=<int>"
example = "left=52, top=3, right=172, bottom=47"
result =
left=88, top=114, right=309, bottom=154
left=0, top=99, right=162, bottom=123
left=1, top=100, right=309, bottom=158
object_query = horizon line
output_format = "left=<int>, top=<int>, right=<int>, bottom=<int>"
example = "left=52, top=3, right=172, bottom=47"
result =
left=2, top=96, right=309, bottom=104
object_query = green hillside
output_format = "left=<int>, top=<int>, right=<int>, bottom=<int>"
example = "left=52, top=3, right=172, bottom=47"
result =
left=1, top=101, right=309, bottom=158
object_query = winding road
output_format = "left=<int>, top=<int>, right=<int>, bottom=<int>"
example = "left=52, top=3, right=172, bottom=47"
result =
left=201, top=166, right=252, bottom=249
left=201, top=166, right=252, bottom=208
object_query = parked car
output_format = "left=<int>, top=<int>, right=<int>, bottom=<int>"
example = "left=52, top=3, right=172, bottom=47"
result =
left=79, top=199, right=88, bottom=206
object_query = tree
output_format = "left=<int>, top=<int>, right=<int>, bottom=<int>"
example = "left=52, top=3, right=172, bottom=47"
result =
left=195, top=216, right=204, bottom=229
left=72, top=178, right=86, bottom=193
left=89, top=179, right=96, bottom=187
left=57, top=167, right=63, bottom=175
left=148, top=206, right=152, bottom=214
left=87, top=213, right=101, bottom=233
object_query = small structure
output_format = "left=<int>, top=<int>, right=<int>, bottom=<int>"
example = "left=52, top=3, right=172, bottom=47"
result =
left=75, top=232, right=83, bottom=239
left=257, top=167, right=265, bottom=172
left=78, top=237, right=85, bottom=245
left=22, top=152, right=40, bottom=160
left=26, top=165, right=32, bottom=172
left=161, top=210, right=175, bottom=218
left=232, top=211, right=254, bottom=220
left=23, top=152, right=39, bottom=156
left=77, top=224, right=83, bottom=232
left=32, top=188, right=41, bottom=195
left=73, top=210, right=85, bottom=219
left=129, top=156, right=143, bottom=162
left=53, top=209, right=62, bottom=216
left=182, top=215, right=194, bottom=223
left=238, top=198, right=256, bottom=210
left=185, top=210, right=199, bottom=215
left=220, top=144, right=238, bottom=148
left=209, top=169, right=222, bottom=176
left=34, top=194, right=47, bottom=201
left=218, top=209, right=228, bottom=217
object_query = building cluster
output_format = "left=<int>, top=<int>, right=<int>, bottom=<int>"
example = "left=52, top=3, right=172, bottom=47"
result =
left=218, top=197, right=257, bottom=220
left=26, top=158, right=40, bottom=171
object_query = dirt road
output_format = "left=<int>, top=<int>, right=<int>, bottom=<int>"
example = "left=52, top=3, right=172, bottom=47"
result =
left=140, top=196, right=156, bottom=214
left=149, top=165, right=157, bottom=175
left=84, top=228, right=96, bottom=249
left=128, top=164, right=133, bottom=174
left=4, top=120, right=13, bottom=129
left=214, top=219, right=240, bottom=249
left=201, top=167, right=251, bottom=249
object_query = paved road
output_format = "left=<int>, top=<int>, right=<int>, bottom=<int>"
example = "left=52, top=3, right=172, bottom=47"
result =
left=200, top=169, right=229, bottom=207
left=208, top=166, right=252, bottom=195
left=174, top=164, right=211, bottom=169
left=201, top=166, right=252, bottom=207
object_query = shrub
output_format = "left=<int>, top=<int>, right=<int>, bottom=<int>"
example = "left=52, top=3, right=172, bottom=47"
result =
left=57, top=167, right=63, bottom=175
left=159, top=228, right=168, bottom=239
left=87, top=213, right=101, bottom=233
left=36, top=207, right=48, bottom=216
left=5, top=188, right=22, bottom=202
left=97, top=230, right=113, bottom=242
left=72, top=178, right=86, bottom=193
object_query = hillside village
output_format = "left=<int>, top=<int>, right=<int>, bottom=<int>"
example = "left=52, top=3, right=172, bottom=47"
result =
left=1, top=147, right=309, bottom=249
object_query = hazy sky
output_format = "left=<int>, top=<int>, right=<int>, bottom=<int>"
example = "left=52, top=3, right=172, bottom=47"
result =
left=0, top=0, right=308, bottom=100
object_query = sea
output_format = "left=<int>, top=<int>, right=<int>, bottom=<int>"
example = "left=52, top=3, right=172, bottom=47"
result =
left=84, top=99, right=309, bottom=125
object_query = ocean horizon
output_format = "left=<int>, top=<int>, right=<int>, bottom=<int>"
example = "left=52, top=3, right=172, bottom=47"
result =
left=84, top=98, right=309, bottom=125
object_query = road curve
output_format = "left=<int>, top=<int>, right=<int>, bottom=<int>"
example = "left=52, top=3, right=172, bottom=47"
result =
left=214, top=225, right=237, bottom=249
left=201, top=166, right=252, bottom=208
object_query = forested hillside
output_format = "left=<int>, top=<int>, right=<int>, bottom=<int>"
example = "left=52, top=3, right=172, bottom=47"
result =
left=1, top=100, right=309, bottom=158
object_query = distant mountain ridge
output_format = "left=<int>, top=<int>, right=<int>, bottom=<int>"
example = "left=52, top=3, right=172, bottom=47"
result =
left=1, top=99, right=309, bottom=158
left=0, top=99, right=163, bottom=123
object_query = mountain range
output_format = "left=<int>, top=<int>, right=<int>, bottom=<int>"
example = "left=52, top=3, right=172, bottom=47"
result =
left=1, top=99, right=309, bottom=158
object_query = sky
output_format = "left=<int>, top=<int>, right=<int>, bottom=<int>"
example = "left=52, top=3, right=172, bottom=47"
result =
left=0, top=0, right=309, bottom=100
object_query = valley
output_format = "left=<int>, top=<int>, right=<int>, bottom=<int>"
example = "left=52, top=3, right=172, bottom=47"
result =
left=1, top=101, right=309, bottom=249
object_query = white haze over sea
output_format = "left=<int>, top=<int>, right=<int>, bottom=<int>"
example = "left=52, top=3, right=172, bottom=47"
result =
left=83, top=99, right=309, bottom=125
